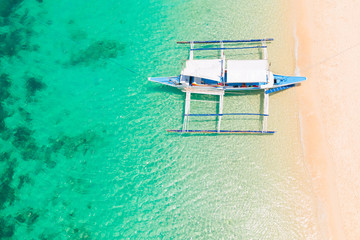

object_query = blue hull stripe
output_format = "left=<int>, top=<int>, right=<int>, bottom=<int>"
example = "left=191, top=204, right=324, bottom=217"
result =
left=265, top=84, right=296, bottom=94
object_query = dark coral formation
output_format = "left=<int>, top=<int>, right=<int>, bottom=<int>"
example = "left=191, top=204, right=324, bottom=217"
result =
left=0, top=25, right=30, bottom=57
left=0, top=74, right=11, bottom=101
left=48, top=131, right=98, bottom=158
left=0, top=152, right=10, bottom=162
left=0, top=2, right=107, bottom=238
left=0, top=0, right=24, bottom=18
left=0, top=0, right=35, bottom=57
left=67, top=176, right=91, bottom=194
left=0, top=127, right=102, bottom=237
left=13, top=127, right=33, bottom=148
left=18, top=107, right=32, bottom=122
left=42, top=147, right=56, bottom=168
left=0, top=74, right=11, bottom=132
left=65, top=225, right=91, bottom=239
left=70, top=40, right=125, bottom=65
left=12, top=126, right=39, bottom=160
left=68, top=28, right=88, bottom=41
left=0, top=161, right=16, bottom=209
left=0, top=103, right=7, bottom=132
left=39, top=230, right=58, bottom=240
left=15, top=207, right=39, bottom=225
left=0, top=216, right=15, bottom=238
left=26, top=76, right=46, bottom=97
left=0, top=154, right=16, bottom=238
left=17, top=174, right=31, bottom=189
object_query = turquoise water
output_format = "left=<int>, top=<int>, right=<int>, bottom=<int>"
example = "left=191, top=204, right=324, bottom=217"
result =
left=0, top=0, right=320, bottom=239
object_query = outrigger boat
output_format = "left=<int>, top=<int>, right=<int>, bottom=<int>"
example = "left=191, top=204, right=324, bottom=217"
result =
left=148, top=38, right=306, bottom=134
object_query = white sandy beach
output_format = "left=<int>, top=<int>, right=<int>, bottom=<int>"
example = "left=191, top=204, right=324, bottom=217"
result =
left=295, top=0, right=360, bottom=239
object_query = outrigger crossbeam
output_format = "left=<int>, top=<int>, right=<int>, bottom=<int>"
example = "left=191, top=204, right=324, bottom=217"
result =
left=171, top=89, right=275, bottom=134
left=185, top=113, right=269, bottom=117
left=190, top=46, right=267, bottom=51
left=167, top=130, right=276, bottom=134
left=177, top=38, right=274, bottom=44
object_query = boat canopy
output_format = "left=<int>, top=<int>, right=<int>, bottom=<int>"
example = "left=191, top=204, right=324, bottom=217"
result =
left=182, top=59, right=222, bottom=82
left=227, top=60, right=268, bottom=83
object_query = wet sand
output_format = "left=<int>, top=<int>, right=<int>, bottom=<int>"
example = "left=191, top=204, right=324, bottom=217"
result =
left=295, top=0, right=360, bottom=239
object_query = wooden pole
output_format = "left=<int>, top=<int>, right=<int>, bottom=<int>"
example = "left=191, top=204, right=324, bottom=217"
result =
left=189, top=41, right=194, bottom=60
left=183, top=91, right=191, bottom=132
left=262, top=40, right=268, bottom=60
left=262, top=91, right=269, bottom=132
left=217, top=94, right=224, bottom=133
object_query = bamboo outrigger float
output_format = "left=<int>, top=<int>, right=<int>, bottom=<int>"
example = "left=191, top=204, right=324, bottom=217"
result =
left=148, top=38, right=306, bottom=134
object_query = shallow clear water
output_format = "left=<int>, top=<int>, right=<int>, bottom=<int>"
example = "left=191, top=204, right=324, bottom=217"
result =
left=0, top=0, right=319, bottom=239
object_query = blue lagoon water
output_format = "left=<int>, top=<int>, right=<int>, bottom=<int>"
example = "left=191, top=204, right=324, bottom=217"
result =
left=0, top=0, right=320, bottom=239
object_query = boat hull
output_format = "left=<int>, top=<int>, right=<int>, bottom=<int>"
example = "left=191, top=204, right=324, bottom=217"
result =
left=148, top=74, right=306, bottom=92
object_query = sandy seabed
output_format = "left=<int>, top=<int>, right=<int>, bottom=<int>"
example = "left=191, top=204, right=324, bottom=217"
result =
left=295, top=0, right=360, bottom=239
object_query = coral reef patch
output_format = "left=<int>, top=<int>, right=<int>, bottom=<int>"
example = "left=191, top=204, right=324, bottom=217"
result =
left=26, top=76, right=46, bottom=97
left=70, top=40, right=125, bottom=65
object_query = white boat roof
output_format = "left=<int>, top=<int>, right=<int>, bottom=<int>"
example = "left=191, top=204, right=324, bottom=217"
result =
left=182, top=59, right=222, bottom=82
left=227, top=60, right=268, bottom=83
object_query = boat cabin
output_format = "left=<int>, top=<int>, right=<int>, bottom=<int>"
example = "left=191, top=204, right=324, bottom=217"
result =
left=180, top=59, right=274, bottom=90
